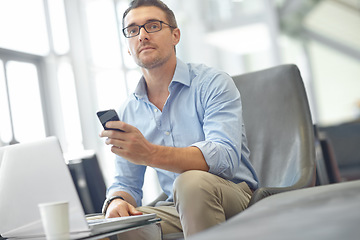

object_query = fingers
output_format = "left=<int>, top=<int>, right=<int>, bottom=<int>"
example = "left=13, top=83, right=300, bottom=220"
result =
left=115, top=205, right=131, bottom=217
left=106, top=200, right=140, bottom=218
left=106, top=207, right=128, bottom=218
left=128, top=204, right=143, bottom=216
left=99, top=121, right=132, bottom=140
left=99, top=130, right=122, bottom=140
left=106, top=121, right=128, bottom=132
left=99, top=121, right=134, bottom=149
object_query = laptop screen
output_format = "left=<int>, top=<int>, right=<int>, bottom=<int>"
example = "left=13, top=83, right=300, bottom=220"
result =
left=0, top=137, right=89, bottom=238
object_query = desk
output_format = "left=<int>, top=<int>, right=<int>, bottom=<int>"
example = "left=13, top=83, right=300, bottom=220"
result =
left=0, top=219, right=162, bottom=240
left=78, top=220, right=161, bottom=240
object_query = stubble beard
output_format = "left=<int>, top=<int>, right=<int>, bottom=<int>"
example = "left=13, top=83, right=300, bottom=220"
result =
left=135, top=51, right=172, bottom=70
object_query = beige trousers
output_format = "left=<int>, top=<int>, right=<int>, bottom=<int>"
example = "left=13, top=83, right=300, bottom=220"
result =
left=138, top=170, right=253, bottom=238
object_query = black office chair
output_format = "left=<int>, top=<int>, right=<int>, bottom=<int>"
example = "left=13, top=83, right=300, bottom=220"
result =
left=319, top=120, right=360, bottom=181
left=318, top=132, right=342, bottom=184
left=68, top=154, right=107, bottom=214
left=232, top=64, right=316, bottom=206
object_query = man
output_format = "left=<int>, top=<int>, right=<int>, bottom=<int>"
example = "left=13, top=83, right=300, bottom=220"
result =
left=100, top=0, right=259, bottom=238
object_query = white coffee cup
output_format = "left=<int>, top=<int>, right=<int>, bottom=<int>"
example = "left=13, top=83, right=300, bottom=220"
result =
left=38, top=201, right=70, bottom=240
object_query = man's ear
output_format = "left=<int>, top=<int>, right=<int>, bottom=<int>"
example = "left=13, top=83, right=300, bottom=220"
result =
left=172, top=28, right=181, bottom=46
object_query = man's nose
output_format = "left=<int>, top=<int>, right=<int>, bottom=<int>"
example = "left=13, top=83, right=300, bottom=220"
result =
left=138, top=26, right=149, bottom=41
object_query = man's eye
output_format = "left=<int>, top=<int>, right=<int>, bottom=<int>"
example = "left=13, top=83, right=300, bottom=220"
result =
left=128, top=28, right=137, bottom=34
left=148, top=23, right=160, bottom=30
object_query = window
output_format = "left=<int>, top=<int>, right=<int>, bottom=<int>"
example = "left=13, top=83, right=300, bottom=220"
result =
left=57, top=61, right=83, bottom=152
left=0, top=60, right=12, bottom=144
left=0, top=0, right=49, bottom=55
left=6, top=61, right=46, bottom=143
left=0, top=56, right=47, bottom=145
left=47, top=0, right=70, bottom=55
left=0, top=0, right=82, bottom=153
left=84, top=0, right=129, bottom=110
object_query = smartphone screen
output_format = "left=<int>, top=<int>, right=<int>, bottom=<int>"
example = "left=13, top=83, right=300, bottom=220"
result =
left=96, top=109, right=123, bottom=132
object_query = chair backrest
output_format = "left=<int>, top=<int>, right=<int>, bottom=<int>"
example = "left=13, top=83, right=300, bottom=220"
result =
left=68, top=153, right=106, bottom=214
left=318, top=132, right=342, bottom=184
left=319, top=121, right=360, bottom=181
left=233, top=64, right=316, bottom=190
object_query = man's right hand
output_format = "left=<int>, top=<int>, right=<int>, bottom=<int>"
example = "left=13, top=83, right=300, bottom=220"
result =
left=105, top=198, right=143, bottom=218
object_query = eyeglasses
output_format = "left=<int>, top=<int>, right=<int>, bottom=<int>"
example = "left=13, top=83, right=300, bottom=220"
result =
left=122, top=20, right=176, bottom=38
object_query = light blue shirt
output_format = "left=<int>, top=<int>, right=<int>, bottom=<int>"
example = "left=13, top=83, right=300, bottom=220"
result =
left=107, top=58, right=259, bottom=206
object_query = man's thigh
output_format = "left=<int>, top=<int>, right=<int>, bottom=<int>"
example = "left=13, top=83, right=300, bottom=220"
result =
left=173, top=171, right=252, bottom=227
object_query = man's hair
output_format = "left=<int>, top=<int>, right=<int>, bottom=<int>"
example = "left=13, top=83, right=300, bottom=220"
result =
left=122, top=0, right=178, bottom=29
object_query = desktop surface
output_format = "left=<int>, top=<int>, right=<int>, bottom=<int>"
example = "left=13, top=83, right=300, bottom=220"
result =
left=0, top=218, right=162, bottom=240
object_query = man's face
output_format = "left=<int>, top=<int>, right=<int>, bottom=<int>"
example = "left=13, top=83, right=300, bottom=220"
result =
left=124, top=6, right=180, bottom=69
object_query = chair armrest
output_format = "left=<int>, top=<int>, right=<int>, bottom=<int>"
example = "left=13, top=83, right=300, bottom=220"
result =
left=248, top=165, right=316, bottom=207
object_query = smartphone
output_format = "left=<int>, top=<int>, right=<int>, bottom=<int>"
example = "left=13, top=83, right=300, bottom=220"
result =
left=96, top=109, right=124, bottom=132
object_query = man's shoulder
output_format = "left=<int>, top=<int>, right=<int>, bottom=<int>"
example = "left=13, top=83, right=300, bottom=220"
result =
left=186, top=62, right=232, bottom=86
left=186, top=62, right=220, bottom=75
left=117, top=94, right=138, bottom=116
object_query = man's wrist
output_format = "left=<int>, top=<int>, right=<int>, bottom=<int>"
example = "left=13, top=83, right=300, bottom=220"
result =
left=147, top=143, right=160, bottom=168
left=102, top=195, right=125, bottom=215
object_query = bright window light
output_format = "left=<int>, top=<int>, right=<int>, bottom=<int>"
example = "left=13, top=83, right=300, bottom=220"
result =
left=85, top=0, right=130, bottom=109
left=126, top=70, right=142, bottom=94
left=6, top=61, right=46, bottom=142
left=0, top=0, right=49, bottom=55
left=85, top=0, right=122, bottom=68
left=57, top=61, right=83, bottom=152
left=94, top=70, right=128, bottom=110
left=0, top=61, right=13, bottom=144
left=47, top=0, right=70, bottom=54
left=206, top=23, right=271, bottom=54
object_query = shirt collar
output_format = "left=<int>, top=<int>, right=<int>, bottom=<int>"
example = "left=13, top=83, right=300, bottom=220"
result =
left=133, top=76, right=147, bottom=100
left=133, top=58, right=190, bottom=100
left=171, top=58, right=190, bottom=87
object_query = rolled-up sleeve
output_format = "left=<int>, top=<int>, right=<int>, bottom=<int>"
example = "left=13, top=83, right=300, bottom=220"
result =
left=191, top=72, right=246, bottom=180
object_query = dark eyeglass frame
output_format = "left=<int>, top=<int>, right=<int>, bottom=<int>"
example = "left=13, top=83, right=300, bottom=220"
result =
left=122, top=20, right=176, bottom=38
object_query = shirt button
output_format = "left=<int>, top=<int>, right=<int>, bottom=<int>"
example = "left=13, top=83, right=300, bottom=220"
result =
left=165, top=131, right=170, bottom=136
left=154, top=109, right=158, bottom=113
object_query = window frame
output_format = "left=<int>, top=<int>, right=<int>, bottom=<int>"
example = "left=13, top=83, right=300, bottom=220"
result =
left=0, top=48, right=50, bottom=145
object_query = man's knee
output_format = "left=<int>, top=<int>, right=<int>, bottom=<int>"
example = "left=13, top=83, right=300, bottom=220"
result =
left=173, top=171, right=227, bottom=236
left=173, top=170, right=216, bottom=202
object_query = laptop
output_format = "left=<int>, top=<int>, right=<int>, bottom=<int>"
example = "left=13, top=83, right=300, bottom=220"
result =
left=0, top=137, right=157, bottom=239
